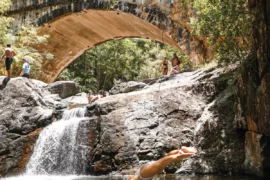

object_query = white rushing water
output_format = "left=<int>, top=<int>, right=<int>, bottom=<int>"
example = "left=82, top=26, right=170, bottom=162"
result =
left=25, top=107, right=88, bottom=175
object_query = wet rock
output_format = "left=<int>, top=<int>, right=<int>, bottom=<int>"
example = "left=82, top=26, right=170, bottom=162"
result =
left=86, top=102, right=97, bottom=111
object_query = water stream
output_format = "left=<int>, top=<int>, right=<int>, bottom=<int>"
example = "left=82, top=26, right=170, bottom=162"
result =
left=25, top=107, right=88, bottom=175
left=3, top=174, right=268, bottom=180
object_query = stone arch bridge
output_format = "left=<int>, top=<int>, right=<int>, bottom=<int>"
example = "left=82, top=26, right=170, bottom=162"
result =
left=8, top=0, right=211, bottom=83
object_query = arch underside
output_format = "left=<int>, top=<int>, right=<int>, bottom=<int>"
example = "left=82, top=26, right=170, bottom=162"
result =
left=37, top=10, right=181, bottom=83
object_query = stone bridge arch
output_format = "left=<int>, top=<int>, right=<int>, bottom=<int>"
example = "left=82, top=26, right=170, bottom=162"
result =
left=8, top=0, right=213, bottom=82
left=37, top=10, right=180, bottom=83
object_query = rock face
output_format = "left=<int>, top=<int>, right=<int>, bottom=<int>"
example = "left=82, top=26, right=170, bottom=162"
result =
left=0, top=78, right=72, bottom=176
left=234, top=0, right=270, bottom=177
left=109, top=81, right=147, bottom=95
left=45, top=81, right=80, bottom=99
left=83, top=67, right=245, bottom=175
left=2, top=65, right=269, bottom=178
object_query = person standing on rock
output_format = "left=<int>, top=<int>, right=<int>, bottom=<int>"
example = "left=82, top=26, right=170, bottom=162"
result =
left=128, top=146, right=197, bottom=180
left=160, top=57, right=168, bottom=76
left=1, top=44, right=16, bottom=79
left=20, top=56, right=31, bottom=78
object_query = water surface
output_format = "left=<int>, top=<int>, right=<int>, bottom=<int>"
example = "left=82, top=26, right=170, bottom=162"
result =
left=3, top=174, right=268, bottom=180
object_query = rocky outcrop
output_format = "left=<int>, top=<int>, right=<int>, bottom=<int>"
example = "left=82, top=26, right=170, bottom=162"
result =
left=45, top=81, right=80, bottom=99
left=0, top=78, right=73, bottom=176
left=83, top=67, right=245, bottom=175
left=3, top=64, right=269, bottom=178
left=109, top=81, right=147, bottom=95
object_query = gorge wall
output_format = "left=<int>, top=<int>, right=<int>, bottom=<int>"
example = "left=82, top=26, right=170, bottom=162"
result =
left=234, top=0, right=270, bottom=177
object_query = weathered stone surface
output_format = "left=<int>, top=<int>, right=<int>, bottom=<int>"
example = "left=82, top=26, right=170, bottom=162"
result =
left=244, top=131, right=270, bottom=176
left=110, top=81, right=147, bottom=95
left=0, top=78, right=70, bottom=177
left=235, top=1, right=270, bottom=177
left=84, top=67, right=245, bottom=175
left=63, top=92, right=89, bottom=106
left=45, top=81, right=80, bottom=99
left=2, top=65, right=269, bottom=178
left=191, top=85, right=245, bottom=174
left=0, top=76, right=7, bottom=90
left=36, top=9, right=179, bottom=83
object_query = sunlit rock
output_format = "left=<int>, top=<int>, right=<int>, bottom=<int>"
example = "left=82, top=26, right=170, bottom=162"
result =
left=45, top=81, right=80, bottom=99
left=84, top=66, right=246, bottom=175
left=110, top=81, right=147, bottom=95
left=0, top=78, right=67, bottom=176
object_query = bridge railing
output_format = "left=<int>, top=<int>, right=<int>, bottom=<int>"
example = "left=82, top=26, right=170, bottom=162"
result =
left=8, top=0, right=117, bottom=15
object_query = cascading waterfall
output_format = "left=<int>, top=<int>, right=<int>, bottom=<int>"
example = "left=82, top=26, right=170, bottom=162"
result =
left=26, top=107, right=88, bottom=175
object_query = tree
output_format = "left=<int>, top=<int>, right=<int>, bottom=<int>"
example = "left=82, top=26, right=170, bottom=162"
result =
left=0, top=0, right=53, bottom=79
left=190, top=0, right=254, bottom=64
left=0, top=0, right=13, bottom=43
left=58, top=38, right=190, bottom=92
left=0, top=25, right=53, bottom=79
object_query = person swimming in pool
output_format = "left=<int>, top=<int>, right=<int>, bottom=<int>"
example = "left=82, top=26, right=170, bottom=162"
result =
left=128, top=146, right=197, bottom=180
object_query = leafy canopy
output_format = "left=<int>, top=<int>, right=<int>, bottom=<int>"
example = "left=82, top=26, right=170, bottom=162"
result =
left=0, top=0, right=13, bottom=42
left=190, top=0, right=254, bottom=64
left=58, top=38, right=190, bottom=93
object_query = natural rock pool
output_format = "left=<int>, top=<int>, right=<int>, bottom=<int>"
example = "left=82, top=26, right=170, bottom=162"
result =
left=2, top=174, right=268, bottom=180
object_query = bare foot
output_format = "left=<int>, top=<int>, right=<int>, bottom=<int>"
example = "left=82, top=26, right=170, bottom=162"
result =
left=181, top=146, right=197, bottom=154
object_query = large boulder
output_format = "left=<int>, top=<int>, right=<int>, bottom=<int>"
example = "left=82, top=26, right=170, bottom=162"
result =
left=45, top=81, right=80, bottom=99
left=83, top=67, right=246, bottom=175
left=0, top=76, right=10, bottom=90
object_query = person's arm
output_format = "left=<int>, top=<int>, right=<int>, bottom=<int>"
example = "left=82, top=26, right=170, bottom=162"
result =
left=139, top=152, right=194, bottom=178
left=91, top=96, right=99, bottom=102
left=12, top=50, right=16, bottom=57
left=88, top=95, right=92, bottom=103
left=20, top=68, right=25, bottom=76
left=20, top=64, right=25, bottom=76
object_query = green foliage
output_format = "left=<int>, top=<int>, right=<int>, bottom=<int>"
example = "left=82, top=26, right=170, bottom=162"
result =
left=0, top=0, right=13, bottom=43
left=58, top=38, right=190, bottom=92
left=0, top=26, right=53, bottom=79
left=190, top=0, right=254, bottom=65
left=17, top=26, right=50, bottom=46
left=0, top=0, right=12, bottom=13
left=0, top=0, right=53, bottom=79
